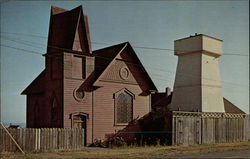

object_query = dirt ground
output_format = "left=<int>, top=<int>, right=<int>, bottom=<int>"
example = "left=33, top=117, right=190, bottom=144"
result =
left=1, top=142, right=250, bottom=159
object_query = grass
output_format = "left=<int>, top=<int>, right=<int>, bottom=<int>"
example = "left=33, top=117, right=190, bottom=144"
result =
left=1, top=142, right=250, bottom=159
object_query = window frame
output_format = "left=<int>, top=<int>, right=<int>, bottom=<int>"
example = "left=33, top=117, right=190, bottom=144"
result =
left=113, top=88, right=135, bottom=126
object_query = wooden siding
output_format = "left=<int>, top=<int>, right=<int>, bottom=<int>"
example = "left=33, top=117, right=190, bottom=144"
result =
left=63, top=52, right=93, bottom=144
left=172, top=111, right=249, bottom=146
left=0, top=128, right=84, bottom=153
left=100, top=57, right=137, bottom=84
left=63, top=78, right=93, bottom=143
left=63, top=50, right=151, bottom=144
left=44, top=54, right=64, bottom=128
left=26, top=53, right=64, bottom=128
left=93, top=82, right=150, bottom=141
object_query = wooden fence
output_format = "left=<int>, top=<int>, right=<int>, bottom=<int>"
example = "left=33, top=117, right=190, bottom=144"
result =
left=0, top=128, right=84, bottom=153
left=172, top=111, right=249, bottom=145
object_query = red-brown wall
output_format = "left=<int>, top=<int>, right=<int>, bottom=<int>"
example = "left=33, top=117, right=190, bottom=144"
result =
left=93, top=82, right=150, bottom=141
left=63, top=52, right=94, bottom=144
left=26, top=49, right=151, bottom=145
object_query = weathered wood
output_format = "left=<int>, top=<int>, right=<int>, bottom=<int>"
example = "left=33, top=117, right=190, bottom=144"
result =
left=0, top=128, right=84, bottom=153
left=172, top=111, right=249, bottom=146
left=0, top=125, right=25, bottom=154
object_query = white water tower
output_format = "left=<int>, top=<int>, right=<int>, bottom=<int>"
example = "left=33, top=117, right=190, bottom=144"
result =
left=170, top=34, right=225, bottom=112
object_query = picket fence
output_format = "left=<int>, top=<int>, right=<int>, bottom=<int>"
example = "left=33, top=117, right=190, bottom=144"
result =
left=0, top=128, right=84, bottom=152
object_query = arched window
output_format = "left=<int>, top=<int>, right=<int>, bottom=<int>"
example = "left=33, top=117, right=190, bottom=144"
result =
left=51, top=98, right=57, bottom=120
left=115, top=92, right=133, bottom=124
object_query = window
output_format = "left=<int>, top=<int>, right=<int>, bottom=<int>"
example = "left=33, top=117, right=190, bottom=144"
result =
left=72, top=56, right=86, bottom=79
left=51, top=98, right=57, bottom=120
left=73, top=88, right=85, bottom=102
left=115, top=92, right=133, bottom=124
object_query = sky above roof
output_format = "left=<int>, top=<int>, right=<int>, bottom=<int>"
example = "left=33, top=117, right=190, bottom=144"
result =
left=0, top=0, right=249, bottom=123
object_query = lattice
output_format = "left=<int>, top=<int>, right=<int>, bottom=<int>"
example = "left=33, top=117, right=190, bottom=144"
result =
left=172, top=111, right=248, bottom=119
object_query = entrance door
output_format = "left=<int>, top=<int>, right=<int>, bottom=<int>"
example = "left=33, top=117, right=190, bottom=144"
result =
left=72, top=114, right=87, bottom=145
left=73, top=115, right=86, bottom=129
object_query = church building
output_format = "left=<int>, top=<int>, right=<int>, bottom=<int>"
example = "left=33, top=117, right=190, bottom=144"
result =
left=22, top=6, right=157, bottom=144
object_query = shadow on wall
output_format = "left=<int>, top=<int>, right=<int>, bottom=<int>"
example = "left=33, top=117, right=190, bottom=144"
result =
left=103, top=106, right=173, bottom=147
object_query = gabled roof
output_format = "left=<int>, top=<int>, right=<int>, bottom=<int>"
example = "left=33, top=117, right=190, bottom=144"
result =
left=78, top=42, right=127, bottom=91
left=223, top=98, right=245, bottom=114
left=93, top=42, right=128, bottom=86
left=47, top=5, right=91, bottom=54
left=21, top=70, right=45, bottom=95
left=80, top=42, right=157, bottom=93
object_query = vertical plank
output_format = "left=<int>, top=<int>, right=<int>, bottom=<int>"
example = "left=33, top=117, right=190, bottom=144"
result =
left=37, top=128, right=39, bottom=151
left=57, top=129, right=60, bottom=150
left=0, top=129, right=3, bottom=152
left=32, top=129, right=35, bottom=151
left=41, top=128, right=44, bottom=151
left=172, top=116, right=175, bottom=145
left=1, top=129, right=3, bottom=152
left=82, top=128, right=85, bottom=148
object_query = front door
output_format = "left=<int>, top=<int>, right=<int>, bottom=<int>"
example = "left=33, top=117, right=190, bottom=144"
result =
left=72, top=114, right=87, bottom=145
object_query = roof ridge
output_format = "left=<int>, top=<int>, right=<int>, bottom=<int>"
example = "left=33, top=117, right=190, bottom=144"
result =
left=93, top=42, right=128, bottom=53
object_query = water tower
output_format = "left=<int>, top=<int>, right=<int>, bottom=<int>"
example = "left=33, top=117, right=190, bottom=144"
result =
left=170, top=34, right=225, bottom=112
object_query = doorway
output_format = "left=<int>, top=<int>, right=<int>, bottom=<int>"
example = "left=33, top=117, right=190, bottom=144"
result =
left=71, top=112, right=88, bottom=145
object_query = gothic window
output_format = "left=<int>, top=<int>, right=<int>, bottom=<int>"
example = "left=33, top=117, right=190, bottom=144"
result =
left=115, top=92, right=133, bottom=124
left=51, top=98, right=57, bottom=120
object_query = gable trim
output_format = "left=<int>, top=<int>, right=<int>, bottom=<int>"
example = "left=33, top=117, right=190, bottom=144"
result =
left=93, top=43, right=128, bottom=86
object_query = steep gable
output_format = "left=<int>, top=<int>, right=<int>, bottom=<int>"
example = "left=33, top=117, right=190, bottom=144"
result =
left=47, top=5, right=91, bottom=54
left=88, top=42, right=157, bottom=94
left=78, top=42, right=127, bottom=91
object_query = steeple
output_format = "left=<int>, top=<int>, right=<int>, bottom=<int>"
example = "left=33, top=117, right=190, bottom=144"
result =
left=47, top=5, right=92, bottom=54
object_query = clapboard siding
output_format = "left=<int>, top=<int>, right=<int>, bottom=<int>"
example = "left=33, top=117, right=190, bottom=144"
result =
left=63, top=78, right=93, bottom=144
left=172, top=111, right=249, bottom=145
left=93, top=81, right=150, bottom=141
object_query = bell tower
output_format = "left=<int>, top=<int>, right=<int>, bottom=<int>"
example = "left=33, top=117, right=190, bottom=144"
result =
left=170, top=34, right=225, bottom=112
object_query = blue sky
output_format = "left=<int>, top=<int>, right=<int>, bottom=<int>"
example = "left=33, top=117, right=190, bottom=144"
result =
left=0, top=0, right=249, bottom=123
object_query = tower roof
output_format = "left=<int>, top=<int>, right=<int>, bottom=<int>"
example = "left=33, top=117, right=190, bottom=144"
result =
left=47, top=5, right=91, bottom=54
left=174, top=34, right=222, bottom=57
